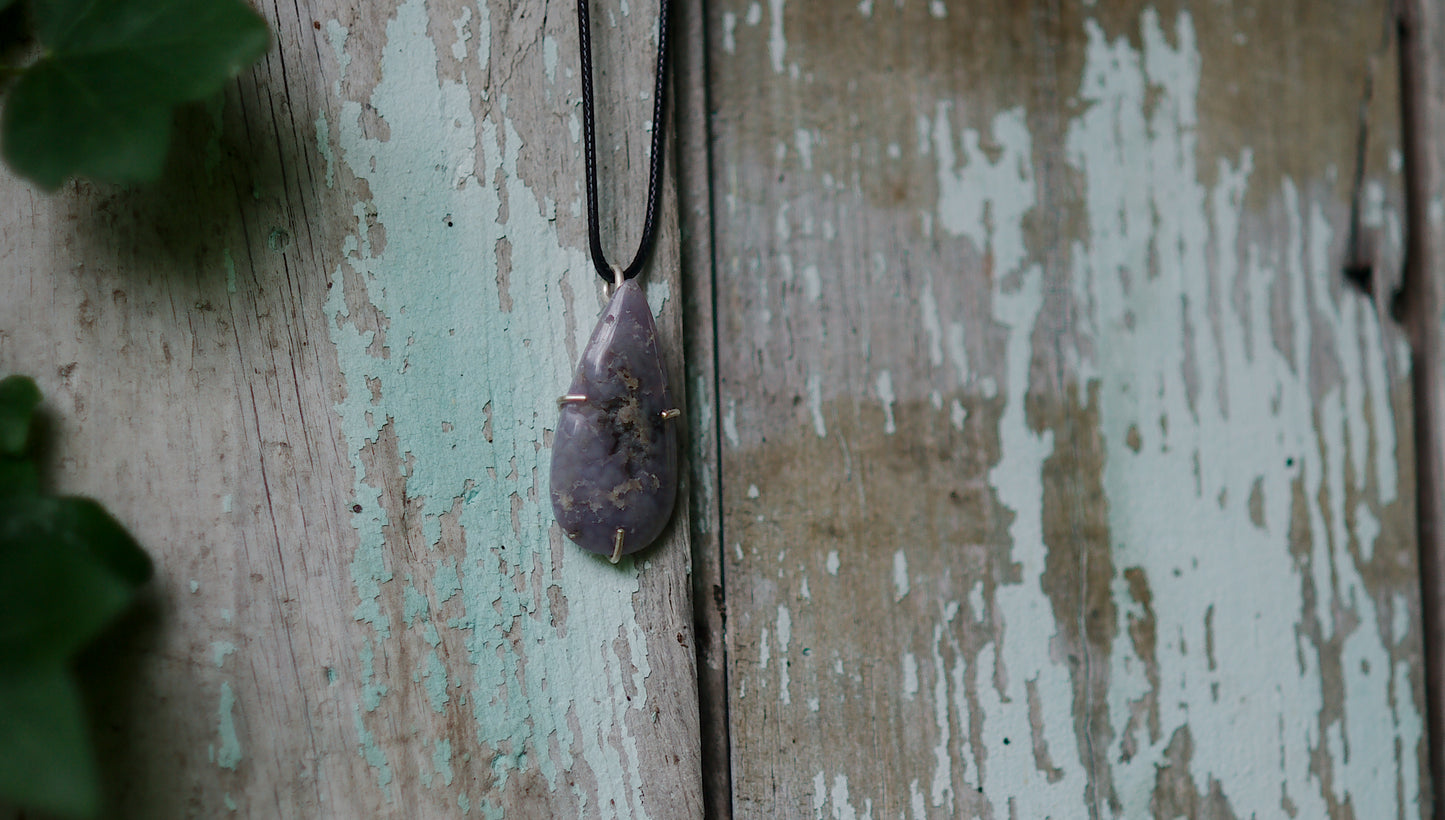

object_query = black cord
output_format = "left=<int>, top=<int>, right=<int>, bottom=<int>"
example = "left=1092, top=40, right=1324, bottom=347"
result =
left=577, top=0, right=671, bottom=283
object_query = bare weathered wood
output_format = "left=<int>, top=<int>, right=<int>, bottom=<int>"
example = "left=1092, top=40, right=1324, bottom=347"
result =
left=672, top=0, right=734, bottom=816
left=1398, top=0, right=1445, bottom=806
left=709, top=1, right=1425, bottom=817
left=0, top=0, right=701, bottom=816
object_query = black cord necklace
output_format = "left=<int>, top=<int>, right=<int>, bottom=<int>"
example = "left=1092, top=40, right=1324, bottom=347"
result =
left=577, top=0, right=672, bottom=283
left=549, top=0, right=680, bottom=564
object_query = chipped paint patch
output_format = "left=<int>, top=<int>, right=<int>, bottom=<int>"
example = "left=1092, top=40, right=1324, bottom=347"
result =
left=875, top=370, right=896, bottom=434
left=721, top=12, right=737, bottom=53
left=801, top=264, right=821, bottom=301
left=767, top=0, right=786, bottom=73
left=211, top=641, right=236, bottom=668
left=901, top=652, right=918, bottom=697
left=543, top=35, right=558, bottom=83
left=724, top=399, right=742, bottom=447
left=216, top=681, right=242, bottom=770
left=450, top=6, right=471, bottom=59
left=808, top=373, right=828, bottom=437
left=892, top=550, right=908, bottom=601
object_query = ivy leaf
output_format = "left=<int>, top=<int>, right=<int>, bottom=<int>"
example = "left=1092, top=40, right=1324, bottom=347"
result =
left=0, top=376, right=151, bottom=817
left=1, top=0, right=270, bottom=188
left=0, top=496, right=151, bottom=667
left=0, top=374, right=40, bottom=457
left=0, top=665, right=97, bottom=818
left=0, top=375, right=42, bottom=496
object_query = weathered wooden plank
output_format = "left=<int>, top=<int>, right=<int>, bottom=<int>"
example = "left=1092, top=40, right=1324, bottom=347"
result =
left=709, top=1, right=1425, bottom=817
left=0, top=0, right=701, bottom=816
left=672, top=0, right=734, bottom=816
left=1397, top=0, right=1445, bottom=801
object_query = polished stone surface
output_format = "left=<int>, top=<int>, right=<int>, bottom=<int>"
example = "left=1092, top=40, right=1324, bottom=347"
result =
left=550, top=280, right=677, bottom=559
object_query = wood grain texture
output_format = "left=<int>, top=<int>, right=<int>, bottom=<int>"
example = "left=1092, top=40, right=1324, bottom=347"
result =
left=0, top=0, right=701, bottom=816
left=671, top=0, right=734, bottom=816
left=707, top=1, right=1426, bottom=817
left=1397, top=0, right=1445, bottom=804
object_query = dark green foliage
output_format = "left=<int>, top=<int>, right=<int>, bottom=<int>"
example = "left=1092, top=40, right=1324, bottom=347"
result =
left=0, top=0, right=271, bottom=188
left=0, top=375, right=152, bottom=817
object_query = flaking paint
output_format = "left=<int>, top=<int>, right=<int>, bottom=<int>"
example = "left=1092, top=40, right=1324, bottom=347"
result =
left=717, top=2, right=1423, bottom=817
left=323, top=1, right=674, bottom=815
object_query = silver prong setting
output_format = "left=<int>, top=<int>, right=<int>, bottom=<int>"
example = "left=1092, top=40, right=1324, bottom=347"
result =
left=610, top=528, right=626, bottom=564
left=660, top=408, right=681, bottom=421
left=557, top=394, right=588, bottom=407
left=605, top=265, right=625, bottom=298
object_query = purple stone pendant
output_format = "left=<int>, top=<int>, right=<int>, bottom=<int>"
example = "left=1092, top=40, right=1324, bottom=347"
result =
left=550, top=279, right=679, bottom=562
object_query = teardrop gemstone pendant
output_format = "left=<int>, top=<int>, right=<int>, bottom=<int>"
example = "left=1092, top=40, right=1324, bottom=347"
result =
left=550, top=280, right=678, bottom=562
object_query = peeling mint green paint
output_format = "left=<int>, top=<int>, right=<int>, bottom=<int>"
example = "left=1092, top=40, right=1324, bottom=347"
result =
left=716, top=5, right=1421, bottom=816
left=402, top=580, right=429, bottom=627
left=223, top=792, right=237, bottom=812
left=434, top=561, right=460, bottom=602
left=451, top=6, right=472, bottom=60
left=1069, top=12, right=1420, bottom=815
left=216, top=681, right=242, bottom=770
left=325, top=1, right=662, bottom=814
left=424, top=649, right=449, bottom=713
left=211, top=640, right=236, bottom=668
left=353, top=705, right=394, bottom=798
left=433, top=738, right=455, bottom=787
left=906, top=8, right=1420, bottom=817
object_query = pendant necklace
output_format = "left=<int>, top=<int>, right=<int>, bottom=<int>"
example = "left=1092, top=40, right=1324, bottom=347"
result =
left=550, top=0, right=678, bottom=564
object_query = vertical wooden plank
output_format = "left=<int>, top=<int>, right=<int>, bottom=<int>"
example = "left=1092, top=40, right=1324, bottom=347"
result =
left=708, top=1, right=1425, bottom=817
left=0, top=0, right=702, bottom=816
left=1398, top=0, right=1445, bottom=802
left=672, top=0, right=734, bottom=816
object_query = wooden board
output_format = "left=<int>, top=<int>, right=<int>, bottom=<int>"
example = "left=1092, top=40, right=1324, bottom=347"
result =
left=1398, top=0, right=1445, bottom=800
left=0, top=0, right=701, bottom=816
left=707, top=0, right=1426, bottom=816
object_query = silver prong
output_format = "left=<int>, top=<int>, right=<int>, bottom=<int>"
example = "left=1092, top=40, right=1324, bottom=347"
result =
left=605, top=265, right=625, bottom=298
left=557, top=394, right=588, bottom=407
left=610, top=528, right=625, bottom=564
left=660, top=408, right=681, bottom=420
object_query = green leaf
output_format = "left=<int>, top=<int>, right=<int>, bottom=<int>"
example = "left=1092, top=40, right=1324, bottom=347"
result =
left=2, top=0, right=270, bottom=188
left=1, top=61, right=172, bottom=188
left=0, top=459, right=40, bottom=496
left=0, top=665, right=98, bottom=818
left=0, top=374, right=41, bottom=457
left=31, top=0, right=272, bottom=102
left=0, top=496, right=151, bottom=667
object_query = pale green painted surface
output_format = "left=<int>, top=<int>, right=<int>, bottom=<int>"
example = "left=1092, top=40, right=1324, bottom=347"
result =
left=322, top=1, right=678, bottom=815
